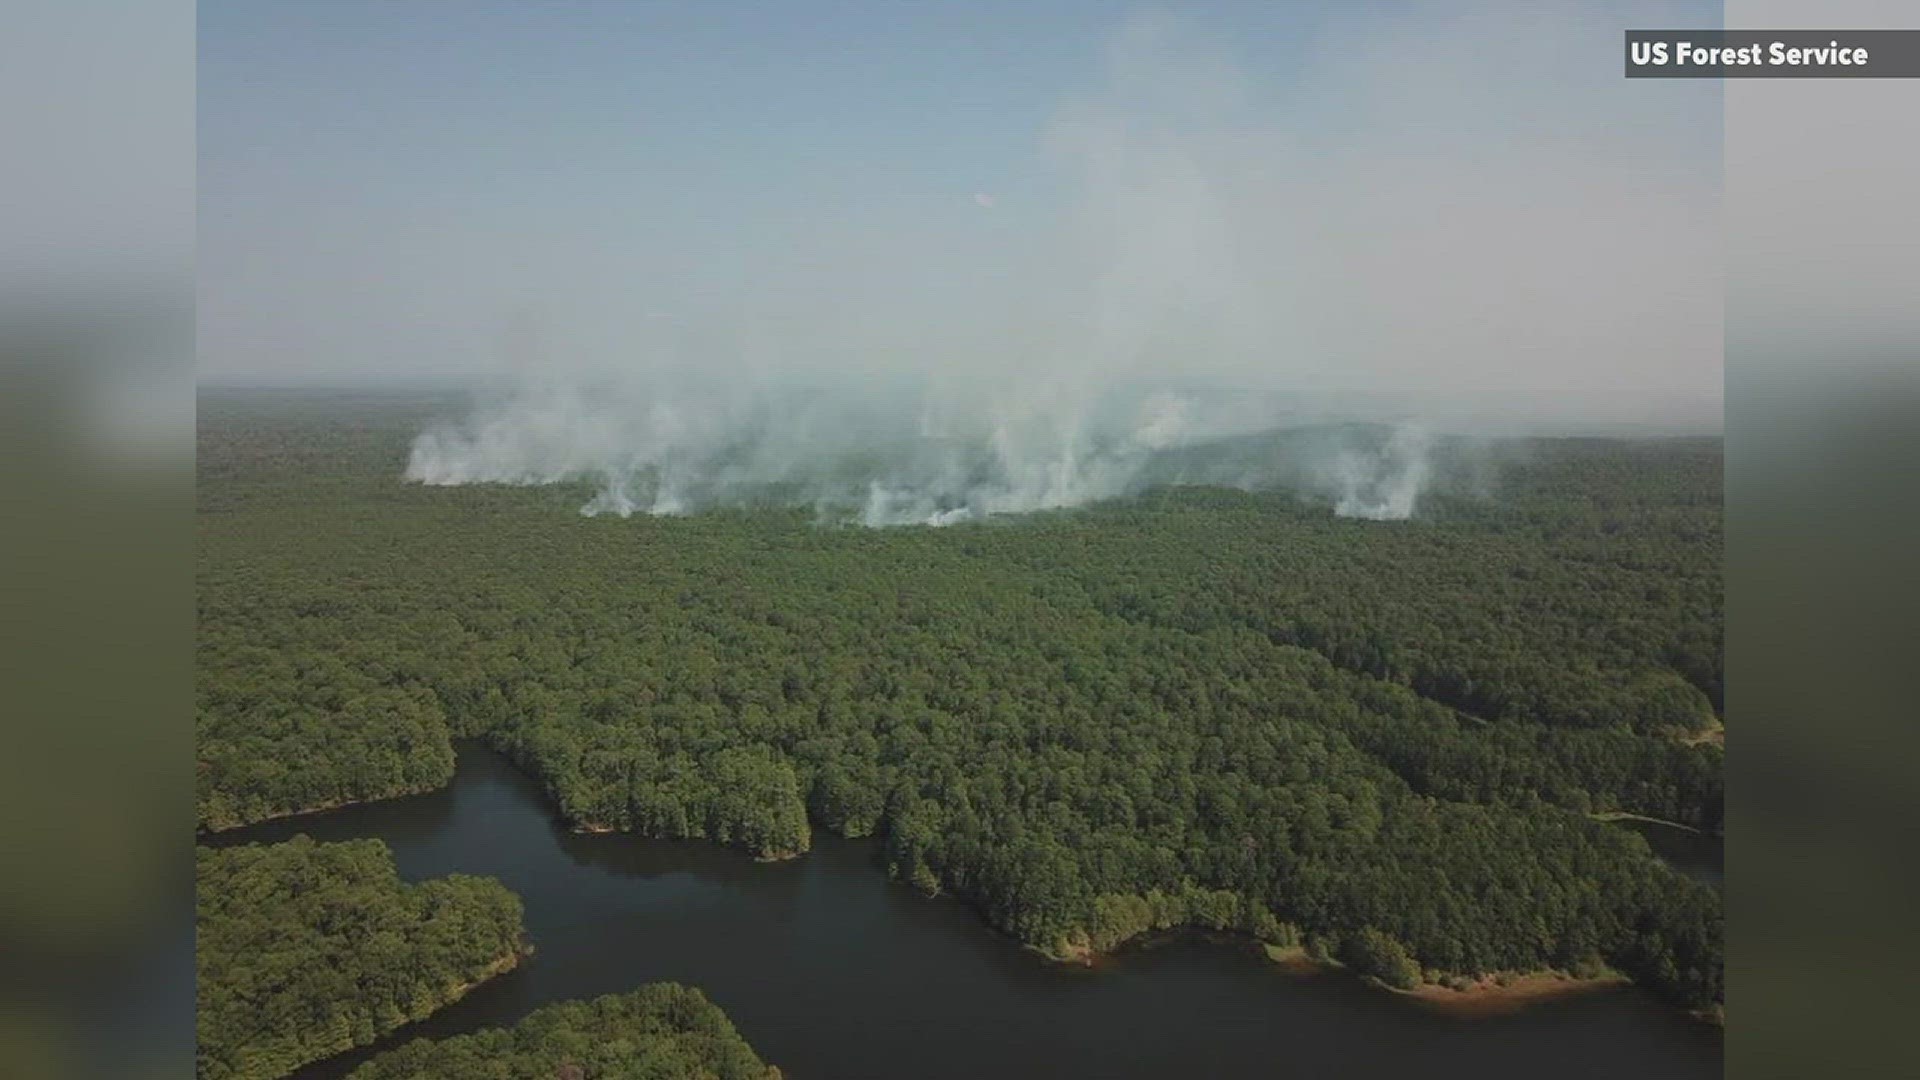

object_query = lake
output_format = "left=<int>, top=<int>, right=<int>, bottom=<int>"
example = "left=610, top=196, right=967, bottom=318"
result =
left=212, top=744, right=1723, bottom=1079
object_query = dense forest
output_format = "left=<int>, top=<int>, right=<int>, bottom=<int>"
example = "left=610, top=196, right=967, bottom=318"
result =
left=197, top=390, right=1722, bottom=1012
left=197, top=836, right=527, bottom=1080
left=347, top=984, right=779, bottom=1080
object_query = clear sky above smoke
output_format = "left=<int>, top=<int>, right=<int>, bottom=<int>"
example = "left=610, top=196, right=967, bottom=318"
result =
left=200, top=0, right=1724, bottom=432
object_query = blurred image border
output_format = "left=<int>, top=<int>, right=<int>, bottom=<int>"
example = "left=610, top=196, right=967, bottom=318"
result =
left=1725, top=4, right=1920, bottom=1076
left=0, top=3, right=196, bottom=1078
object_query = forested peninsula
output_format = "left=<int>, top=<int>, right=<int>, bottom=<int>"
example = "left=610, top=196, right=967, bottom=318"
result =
left=346, top=985, right=780, bottom=1080
left=196, top=837, right=527, bottom=1080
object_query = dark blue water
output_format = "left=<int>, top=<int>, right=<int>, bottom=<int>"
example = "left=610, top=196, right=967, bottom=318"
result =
left=214, top=745, right=1723, bottom=1079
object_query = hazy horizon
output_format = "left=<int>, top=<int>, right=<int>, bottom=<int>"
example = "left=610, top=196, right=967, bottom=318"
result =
left=201, top=2, right=1724, bottom=521
left=201, top=1, right=1723, bottom=421
left=195, top=373, right=1723, bottom=439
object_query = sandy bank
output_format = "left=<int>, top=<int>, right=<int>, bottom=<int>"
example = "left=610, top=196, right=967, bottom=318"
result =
left=1394, top=971, right=1630, bottom=1016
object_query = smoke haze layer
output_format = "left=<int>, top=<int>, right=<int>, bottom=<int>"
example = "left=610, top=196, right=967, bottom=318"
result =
left=405, top=376, right=1446, bottom=524
left=368, top=7, right=1720, bottom=524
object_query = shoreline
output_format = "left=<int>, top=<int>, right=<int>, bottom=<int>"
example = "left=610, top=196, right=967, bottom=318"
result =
left=1260, top=943, right=1326, bottom=976
left=439, top=944, right=529, bottom=1002
left=1679, top=723, right=1725, bottom=748
left=1110, top=935, right=1635, bottom=1018
left=1590, top=810, right=1711, bottom=835
left=1257, top=943, right=1636, bottom=1017
left=1392, top=971, right=1631, bottom=1016
left=293, top=942, right=528, bottom=1077
left=213, top=758, right=1711, bottom=1030
left=570, top=820, right=806, bottom=862
left=197, top=780, right=449, bottom=836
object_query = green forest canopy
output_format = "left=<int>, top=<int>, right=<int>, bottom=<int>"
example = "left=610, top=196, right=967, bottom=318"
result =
left=197, top=391, right=1722, bottom=1010
left=196, top=836, right=527, bottom=1080
left=347, top=984, right=779, bottom=1080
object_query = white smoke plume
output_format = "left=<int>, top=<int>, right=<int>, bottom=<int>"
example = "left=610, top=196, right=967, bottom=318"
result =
left=381, top=6, right=1719, bottom=525
left=406, top=372, right=1444, bottom=524
left=1328, top=425, right=1433, bottom=521
left=409, top=375, right=1252, bottom=524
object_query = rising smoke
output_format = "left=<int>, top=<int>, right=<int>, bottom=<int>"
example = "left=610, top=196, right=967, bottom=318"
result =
left=406, top=373, right=1440, bottom=524
left=394, top=7, right=1720, bottom=525
left=1328, top=425, right=1433, bottom=522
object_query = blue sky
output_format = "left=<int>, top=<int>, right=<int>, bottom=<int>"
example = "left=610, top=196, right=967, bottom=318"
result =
left=201, top=3, right=1331, bottom=231
left=201, top=2, right=1715, bottom=213
left=198, top=1, right=1723, bottom=429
